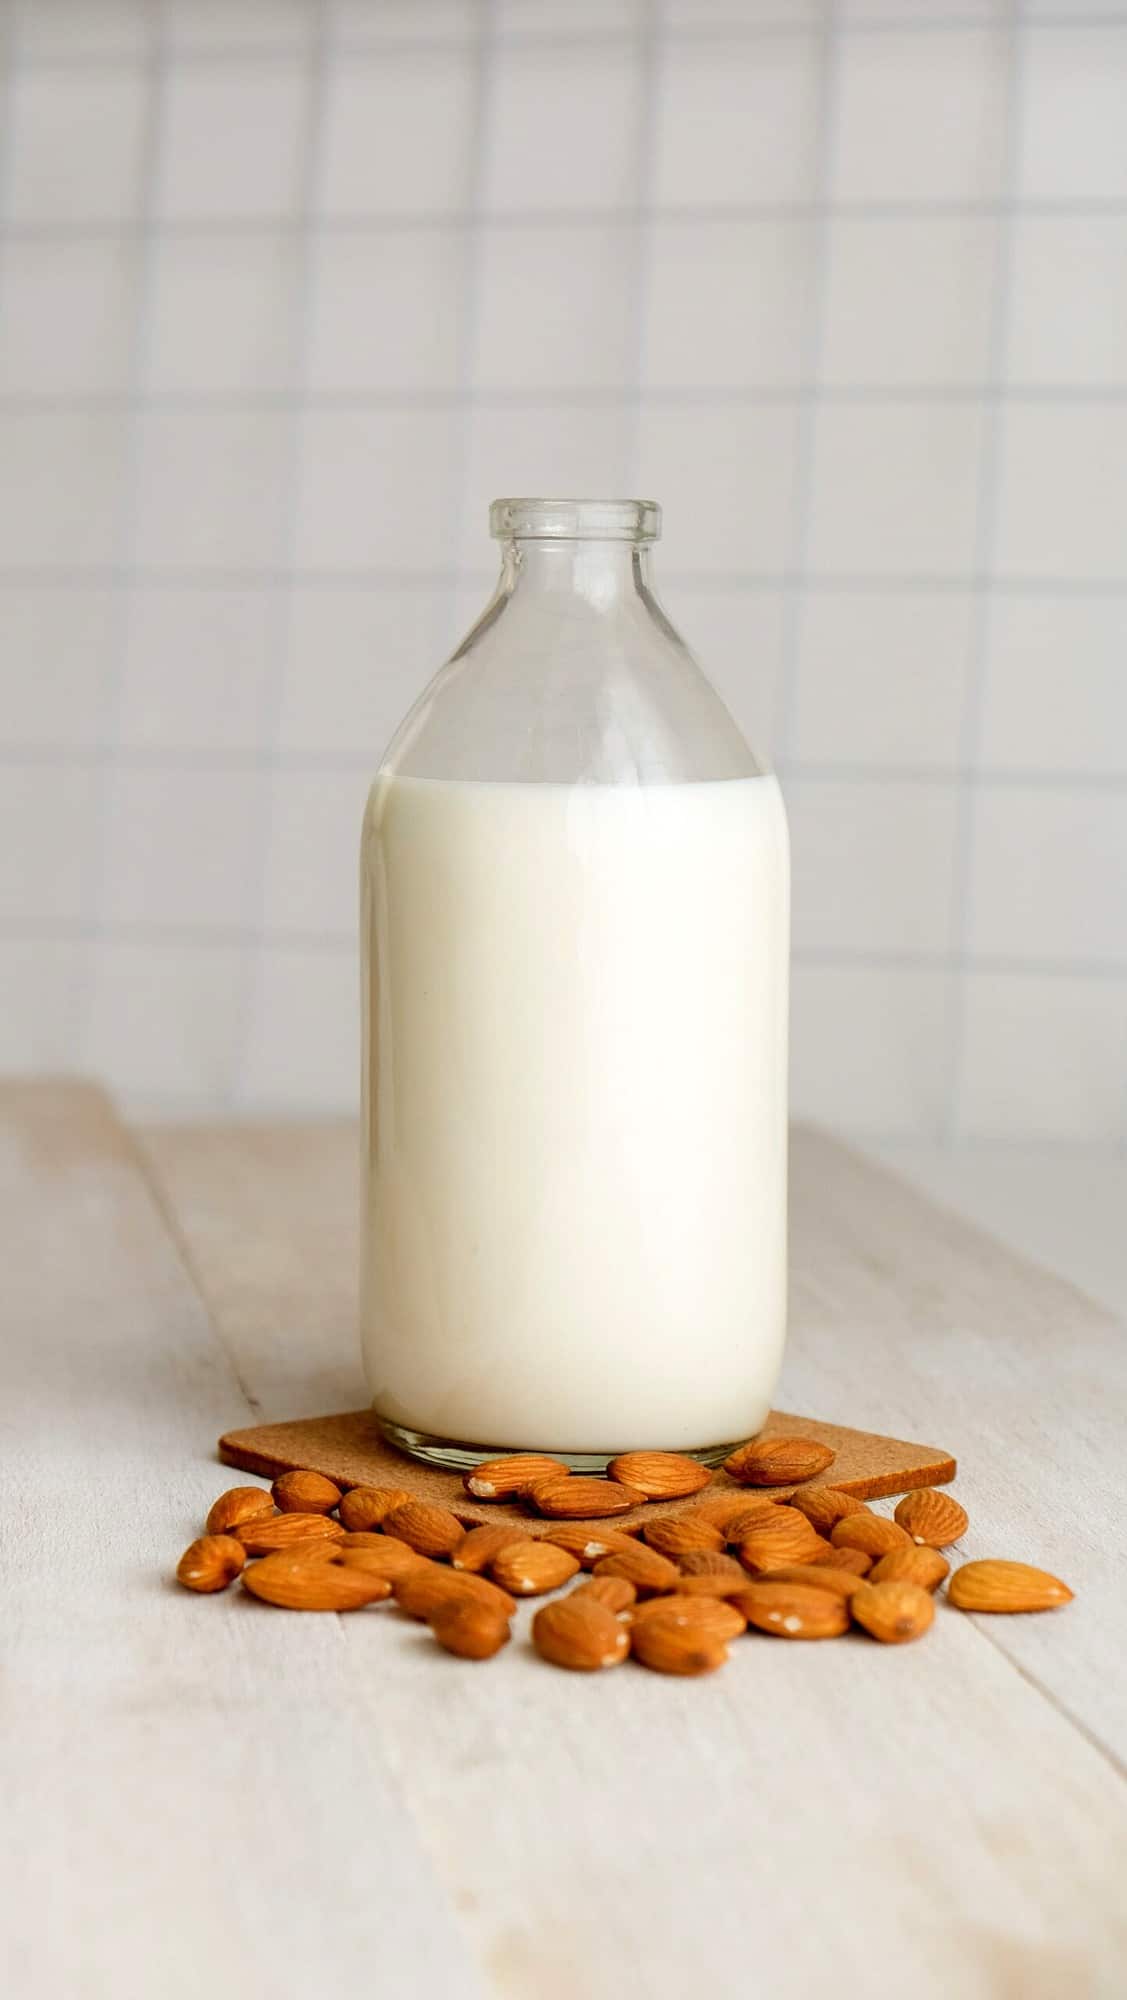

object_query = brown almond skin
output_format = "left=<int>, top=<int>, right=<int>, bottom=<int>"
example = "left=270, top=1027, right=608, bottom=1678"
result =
left=572, top=1575, right=636, bottom=1615
left=593, top=1544, right=681, bottom=1596
left=234, top=1512, right=345, bottom=1556
left=335, top=1536, right=426, bottom=1582
left=383, top=1501, right=466, bottom=1560
left=947, top=1560, right=1073, bottom=1614
left=532, top=1477, right=646, bottom=1519
left=736, top=1508, right=827, bottom=1573
left=643, top=1515, right=726, bottom=1558
left=540, top=1524, right=639, bottom=1567
left=757, top=1562, right=865, bottom=1602
left=429, top=1598, right=511, bottom=1660
left=451, top=1524, right=530, bottom=1574
left=489, top=1540, right=581, bottom=1596
left=337, top=1486, right=413, bottom=1532
left=830, top=1514, right=912, bottom=1560
left=788, top=1487, right=871, bottom=1535
left=393, top=1562, right=517, bottom=1622
left=205, top=1487, right=275, bottom=1536
left=817, top=1546, right=872, bottom=1576
left=463, top=1454, right=570, bottom=1501
left=271, top=1469, right=342, bottom=1516
left=606, top=1452, right=712, bottom=1499
left=722, top=1436, right=836, bottom=1487
left=869, top=1546, right=950, bottom=1592
left=852, top=1579, right=935, bottom=1644
left=733, top=1580, right=851, bottom=1638
left=722, top=1501, right=789, bottom=1542
left=893, top=1489, right=969, bottom=1549
left=630, top=1594, right=747, bottom=1640
left=630, top=1617, right=728, bottom=1676
left=532, top=1595, right=631, bottom=1671
left=677, top=1548, right=747, bottom=1580
left=242, top=1552, right=391, bottom=1611
left=176, top=1534, right=246, bottom=1593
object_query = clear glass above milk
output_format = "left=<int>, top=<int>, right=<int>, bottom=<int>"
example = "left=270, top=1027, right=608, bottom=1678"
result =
left=360, top=499, right=790, bottom=1468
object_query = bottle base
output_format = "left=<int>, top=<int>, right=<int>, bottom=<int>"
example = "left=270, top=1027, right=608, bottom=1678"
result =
left=377, top=1417, right=744, bottom=1474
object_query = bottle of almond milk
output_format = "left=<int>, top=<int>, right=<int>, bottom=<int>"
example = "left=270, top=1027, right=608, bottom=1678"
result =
left=360, top=499, right=789, bottom=1468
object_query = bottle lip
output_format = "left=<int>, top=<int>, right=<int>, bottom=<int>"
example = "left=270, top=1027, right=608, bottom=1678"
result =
left=489, top=497, right=661, bottom=544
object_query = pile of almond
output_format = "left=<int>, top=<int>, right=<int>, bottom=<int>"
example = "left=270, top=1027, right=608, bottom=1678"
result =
left=175, top=1439, right=1073, bottom=1676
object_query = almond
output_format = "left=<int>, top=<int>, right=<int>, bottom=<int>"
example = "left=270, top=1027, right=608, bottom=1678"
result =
left=817, top=1546, right=872, bottom=1576
left=947, top=1560, right=1073, bottom=1614
left=630, top=1594, right=747, bottom=1641
left=723, top=1501, right=791, bottom=1542
left=677, top=1549, right=747, bottom=1582
left=532, top=1595, right=630, bottom=1671
left=592, top=1544, right=681, bottom=1596
left=691, top=1492, right=773, bottom=1534
left=393, top=1561, right=517, bottom=1623
left=463, top=1454, right=570, bottom=1501
left=851, top=1579, right=935, bottom=1644
left=429, top=1599, right=511, bottom=1660
left=869, top=1546, right=950, bottom=1592
left=336, top=1535, right=425, bottom=1582
left=722, top=1435, right=835, bottom=1487
left=893, top=1489, right=969, bottom=1549
left=531, top=1477, right=646, bottom=1519
left=242, top=1552, right=391, bottom=1611
left=787, top=1487, right=871, bottom=1535
left=572, top=1575, right=636, bottom=1616
left=540, top=1524, right=639, bottom=1567
left=830, top=1514, right=911, bottom=1560
left=674, top=1572, right=757, bottom=1600
left=642, top=1515, right=725, bottom=1558
left=176, top=1534, right=246, bottom=1593
left=489, top=1539, right=581, bottom=1596
left=205, top=1486, right=275, bottom=1536
left=271, top=1469, right=342, bottom=1516
left=451, top=1524, right=530, bottom=1574
left=756, top=1563, right=865, bottom=1602
left=337, top=1486, right=413, bottom=1533
left=234, top=1512, right=345, bottom=1556
left=382, top=1501, right=466, bottom=1560
left=732, top=1580, right=850, bottom=1638
left=605, top=1451, right=712, bottom=1499
left=736, top=1508, right=827, bottom=1573
left=629, top=1615, right=728, bottom=1676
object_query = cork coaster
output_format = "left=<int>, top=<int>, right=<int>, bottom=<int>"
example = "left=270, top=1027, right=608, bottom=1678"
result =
left=218, top=1407, right=957, bottom=1533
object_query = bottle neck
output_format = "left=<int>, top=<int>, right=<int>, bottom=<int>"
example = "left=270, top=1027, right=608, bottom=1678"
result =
left=498, top=537, right=653, bottom=608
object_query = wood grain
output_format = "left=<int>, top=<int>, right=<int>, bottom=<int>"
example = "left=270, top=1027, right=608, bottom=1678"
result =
left=217, top=1404, right=957, bottom=1529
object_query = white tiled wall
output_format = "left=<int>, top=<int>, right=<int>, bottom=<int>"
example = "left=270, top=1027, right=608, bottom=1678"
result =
left=1, top=0, right=1125, bottom=1143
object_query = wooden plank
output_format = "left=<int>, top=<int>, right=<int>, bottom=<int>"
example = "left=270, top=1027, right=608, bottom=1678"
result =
left=139, top=1115, right=1127, bottom=1998
left=0, top=1084, right=481, bottom=2000
left=216, top=1404, right=957, bottom=1526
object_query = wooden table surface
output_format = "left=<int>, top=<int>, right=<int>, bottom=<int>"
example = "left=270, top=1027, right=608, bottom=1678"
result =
left=4, top=1080, right=1126, bottom=1999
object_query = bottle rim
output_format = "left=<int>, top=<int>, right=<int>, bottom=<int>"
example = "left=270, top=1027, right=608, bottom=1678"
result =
left=489, top=498, right=661, bottom=544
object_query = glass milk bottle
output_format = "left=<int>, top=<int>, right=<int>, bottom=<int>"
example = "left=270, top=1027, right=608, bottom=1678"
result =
left=360, top=499, right=789, bottom=1468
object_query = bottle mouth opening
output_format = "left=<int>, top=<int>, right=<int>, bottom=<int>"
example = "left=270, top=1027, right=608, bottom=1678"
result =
left=490, top=498, right=661, bottom=545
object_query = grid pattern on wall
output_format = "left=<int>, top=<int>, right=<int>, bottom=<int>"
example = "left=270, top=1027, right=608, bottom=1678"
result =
left=0, top=0, right=1125, bottom=1139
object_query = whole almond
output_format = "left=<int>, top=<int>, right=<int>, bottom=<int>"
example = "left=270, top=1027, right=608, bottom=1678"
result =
left=235, top=1512, right=345, bottom=1556
left=451, top=1523, right=530, bottom=1574
left=737, top=1508, right=827, bottom=1573
left=733, top=1580, right=850, bottom=1638
left=393, top=1562, right=516, bottom=1623
left=869, top=1546, right=950, bottom=1592
left=540, top=1524, right=639, bottom=1567
left=642, top=1515, right=726, bottom=1558
left=948, top=1560, right=1073, bottom=1614
left=205, top=1486, right=275, bottom=1536
left=336, top=1535, right=425, bottom=1581
left=630, top=1594, right=747, bottom=1641
left=383, top=1501, right=466, bottom=1560
left=463, top=1454, right=570, bottom=1501
left=572, top=1575, right=636, bottom=1615
left=243, top=1552, right=391, bottom=1611
left=593, top=1544, right=681, bottom=1596
left=756, top=1563, right=865, bottom=1602
left=691, top=1492, right=774, bottom=1534
left=429, top=1598, right=511, bottom=1660
left=817, top=1546, right=872, bottom=1576
left=852, top=1579, right=935, bottom=1644
left=677, top=1549, right=747, bottom=1582
left=532, top=1478, right=646, bottom=1519
left=606, top=1452, right=712, bottom=1499
left=675, top=1572, right=759, bottom=1599
left=723, top=1436, right=836, bottom=1487
left=722, top=1501, right=788, bottom=1542
left=489, top=1540, right=581, bottom=1596
left=830, top=1514, right=911, bottom=1560
left=271, top=1469, right=342, bottom=1516
left=338, top=1486, right=413, bottom=1533
left=630, top=1616, right=728, bottom=1676
left=788, top=1487, right=871, bottom=1535
left=893, top=1489, right=969, bottom=1549
left=532, top=1595, right=630, bottom=1671
left=176, top=1534, right=246, bottom=1593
